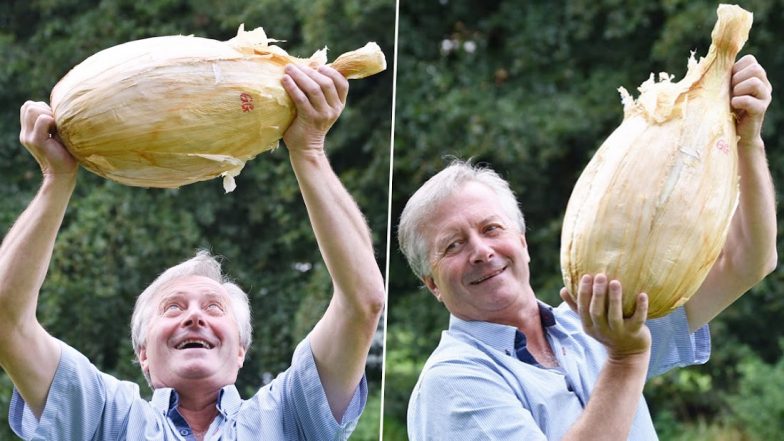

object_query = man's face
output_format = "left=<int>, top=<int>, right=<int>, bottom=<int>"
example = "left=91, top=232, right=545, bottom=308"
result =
left=422, top=181, right=533, bottom=322
left=139, top=275, right=246, bottom=390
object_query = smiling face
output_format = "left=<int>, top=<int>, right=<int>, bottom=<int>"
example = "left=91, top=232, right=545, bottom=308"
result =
left=422, top=181, right=535, bottom=323
left=139, top=275, right=246, bottom=391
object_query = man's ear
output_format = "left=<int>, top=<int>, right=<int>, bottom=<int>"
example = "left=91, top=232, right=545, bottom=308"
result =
left=237, top=345, right=246, bottom=369
left=138, top=346, right=149, bottom=372
left=520, top=233, right=530, bottom=263
left=423, top=276, right=442, bottom=302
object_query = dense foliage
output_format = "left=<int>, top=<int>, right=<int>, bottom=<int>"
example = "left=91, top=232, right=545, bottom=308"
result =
left=387, top=0, right=784, bottom=439
left=0, top=0, right=394, bottom=439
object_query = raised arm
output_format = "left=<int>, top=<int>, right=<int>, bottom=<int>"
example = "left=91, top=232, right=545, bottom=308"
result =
left=0, top=101, right=78, bottom=418
left=281, top=65, right=385, bottom=420
left=560, top=275, right=651, bottom=441
left=685, top=55, right=777, bottom=331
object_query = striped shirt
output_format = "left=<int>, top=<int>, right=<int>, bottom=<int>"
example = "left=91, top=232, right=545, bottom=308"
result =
left=408, top=302, right=710, bottom=440
left=9, top=337, right=366, bottom=440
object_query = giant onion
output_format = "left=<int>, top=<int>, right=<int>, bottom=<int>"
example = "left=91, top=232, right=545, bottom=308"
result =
left=50, top=25, right=386, bottom=192
left=560, top=5, right=752, bottom=318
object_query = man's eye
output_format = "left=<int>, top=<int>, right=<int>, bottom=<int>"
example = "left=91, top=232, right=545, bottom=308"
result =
left=207, top=303, right=224, bottom=311
left=444, top=241, right=461, bottom=253
left=164, top=304, right=182, bottom=313
left=485, top=224, right=501, bottom=233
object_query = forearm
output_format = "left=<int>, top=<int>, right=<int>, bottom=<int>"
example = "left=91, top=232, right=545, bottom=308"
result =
left=686, top=137, right=777, bottom=330
left=563, top=352, right=650, bottom=441
left=289, top=149, right=384, bottom=419
left=729, top=137, right=777, bottom=276
left=0, top=175, right=75, bottom=330
left=288, top=150, right=385, bottom=316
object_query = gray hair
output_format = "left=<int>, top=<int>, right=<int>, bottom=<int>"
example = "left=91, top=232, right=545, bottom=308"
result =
left=130, top=251, right=252, bottom=381
left=398, top=160, right=525, bottom=279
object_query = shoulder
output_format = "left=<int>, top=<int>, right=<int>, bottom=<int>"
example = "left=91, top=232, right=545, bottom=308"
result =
left=408, top=334, right=548, bottom=441
left=10, top=339, right=145, bottom=440
left=245, top=336, right=367, bottom=439
left=412, top=331, right=515, bottom=404
left=42, top=339, right=141, bottom=396
left=423, top=329, right=507, bottom=374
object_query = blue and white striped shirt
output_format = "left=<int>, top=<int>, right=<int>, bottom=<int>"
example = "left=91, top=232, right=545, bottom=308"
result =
left=408, top=303, right=710, bottom=440
left=9, top=337, right=366, bottom=440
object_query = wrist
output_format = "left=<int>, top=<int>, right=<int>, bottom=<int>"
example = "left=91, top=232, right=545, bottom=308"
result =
left=41, top=171, right=77, bottom=192
left=282, top=131, right=327, bottom=156
left=607, top=348, right=650, bottom=367
left=737, top=135, right=764, bottom=151
left=288, top=147, right=328, bottom=165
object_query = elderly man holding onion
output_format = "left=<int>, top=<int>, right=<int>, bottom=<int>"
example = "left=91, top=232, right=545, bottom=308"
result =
left=399, top=55, right=775, bottom=440
left=0, top=64, right=384, bottom=440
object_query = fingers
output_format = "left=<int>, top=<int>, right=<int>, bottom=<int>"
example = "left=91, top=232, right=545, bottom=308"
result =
left=731, top=80, right=771, bottom=115
left=577, top=274, right=634, bottom=330
left=628, top=292, right=649, bottom=330
left=318, top=66, right=349, bottom=104
left=18, top=101, right=77, bottom=177
left=281, top=64, right=349, bottom=152
left=733, top=54, right=757, bottom=71
left=31, top=113, right=56, bottom=146
left=730, top=55, right=772, bottom=145
left=575, top=274, right=651, bottom=356
left=577, top=274, right=593, bottom=327
left=312, top=68, right=342, bottom=110
left=283, top=64, right=346, bottom=113
left=560, top=287, right=577, bottom=312
left=732, top=55, right=770, bottom=87
left=589, top=274, right=608, bottom=329
left=606, top=280, right=624, bottom=331
left=733, top=77, right=770, bottom=101
left=19, top=101, right=54, bottom=145
left=282, top=67, right=315, bottom=114
left=731, top=56, right=772, bottom=112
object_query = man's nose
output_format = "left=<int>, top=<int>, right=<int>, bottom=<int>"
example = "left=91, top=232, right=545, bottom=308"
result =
left=181, top=308, right=207, bottom=328
left=469, top=236, right=494, bottom=264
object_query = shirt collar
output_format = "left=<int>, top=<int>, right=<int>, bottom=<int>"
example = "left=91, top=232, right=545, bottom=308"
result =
left=538, top=302, right=556, bottom=327
left=150, top=385, right=243, bottom=417
left=448, top=301, right=557, bottom=355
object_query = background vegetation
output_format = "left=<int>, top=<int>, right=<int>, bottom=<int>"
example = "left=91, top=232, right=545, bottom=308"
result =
left=386, top=0, right=784, bottom=440
left=0, top=0, right=394, bottom=439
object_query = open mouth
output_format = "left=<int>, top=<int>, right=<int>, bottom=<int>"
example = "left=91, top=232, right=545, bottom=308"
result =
left=175, top=339, right=215, bottom=350
left=470, top=266, right=506, bottom=285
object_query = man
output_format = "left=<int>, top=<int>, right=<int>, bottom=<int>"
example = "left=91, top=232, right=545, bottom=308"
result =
left=398, top=55, right=775, bottom=440
left=0, top=63, right=385, bottom=440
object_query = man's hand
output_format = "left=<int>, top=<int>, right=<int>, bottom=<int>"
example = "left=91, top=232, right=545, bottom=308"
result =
left=561, top=274, right=651, bottom=360
left=281, top=64, right=349, bottom=157
left=560, top=274, right=651, bottom=441
left=732, top=55, right=772, bottom=148
left=19, top=101, right=78, bottom=179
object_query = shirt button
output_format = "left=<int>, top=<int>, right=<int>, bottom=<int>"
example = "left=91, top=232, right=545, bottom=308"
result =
left=180, top=429, right=190, bottom=436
